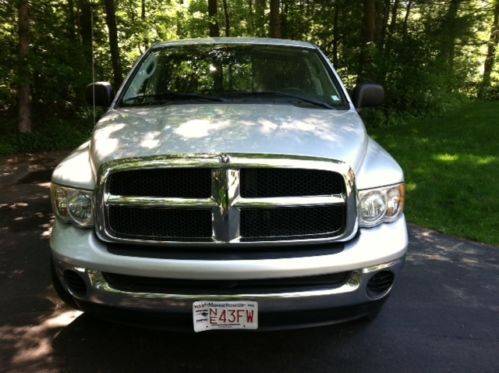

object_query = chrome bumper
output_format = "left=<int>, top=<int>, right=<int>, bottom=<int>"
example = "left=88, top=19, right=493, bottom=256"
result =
left=51, top=216, right=407, bottom=317
left=54, top=258, right=404, bottom=315
left=51, top=215, right=407, bottom=280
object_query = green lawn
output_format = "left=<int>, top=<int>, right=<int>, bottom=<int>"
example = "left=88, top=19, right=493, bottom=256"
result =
left=370, top=101, right=499, bottom=246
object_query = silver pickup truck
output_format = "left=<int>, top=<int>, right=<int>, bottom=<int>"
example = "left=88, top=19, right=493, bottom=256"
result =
left=50, top=38, right=407, bottom=332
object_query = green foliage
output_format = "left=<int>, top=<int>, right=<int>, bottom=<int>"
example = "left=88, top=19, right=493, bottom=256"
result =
left=371, top=101, right=499, bottom=246
left=0, top=111, right=94, bottom=155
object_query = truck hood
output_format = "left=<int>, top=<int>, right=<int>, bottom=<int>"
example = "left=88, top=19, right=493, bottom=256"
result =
left=91, top=104, right=368, bottom=171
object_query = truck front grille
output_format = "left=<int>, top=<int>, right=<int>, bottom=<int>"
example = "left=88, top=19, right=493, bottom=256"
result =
left=240, top=206, right=345, bottom=239
left=109, top=168, right=211, bottom=198
left=240, top=168, right=345, bottom=197
left=96, top=154, right=356, bottom=247
left=108, top=206, right=212, bottom=240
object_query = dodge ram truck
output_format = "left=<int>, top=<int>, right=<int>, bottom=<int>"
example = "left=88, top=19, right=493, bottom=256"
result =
left=50, top=37, right=407, bottom=332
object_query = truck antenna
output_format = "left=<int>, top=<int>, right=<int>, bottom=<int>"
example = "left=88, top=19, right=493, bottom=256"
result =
left=91, top=7, right=96, bottom=125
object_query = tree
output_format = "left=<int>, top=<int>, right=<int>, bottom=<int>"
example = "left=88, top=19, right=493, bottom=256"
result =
left=388, top=0, right=400, bottom=36
left=17, top=0, right=31, bottom=133
left=358, top=0, right=376, bottom=82
left=103, top=0, right=123, bottom=88
left=255, top=0, right=266, bottom=36
left=479, top=0, right=499, bottom=98
left=208, top=0, right=220, bottom=37
left=332, top=0, right=341, bottom=66
left=141, top=0, right=148, bottom=49
left=269, top=0, right=281, bottom=38
left=401, top=0, right=412, bottom=36
left=66, top=0, right=77, bottom=40
left=222, top=0, right=230, bottom=36
left=439, top=0, right=463, bottom=70
left=78, top=0, right=93, bottom=66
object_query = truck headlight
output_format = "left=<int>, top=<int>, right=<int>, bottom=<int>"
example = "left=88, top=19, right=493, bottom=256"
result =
left=358, top=183, right=405, bottom=228
left=51, top=184, right=94, bottom=227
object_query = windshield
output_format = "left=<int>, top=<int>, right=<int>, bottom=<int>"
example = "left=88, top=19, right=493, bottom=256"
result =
left=119, top=44, right=347, bottom=109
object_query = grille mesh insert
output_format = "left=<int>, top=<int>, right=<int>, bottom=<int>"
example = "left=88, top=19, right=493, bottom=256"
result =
left=108, top=168, right=212, bottom=198
left=240, top=168, right=345, bottom=197
left=108, top=206, right=212, bottom=240
left=240, top=205, right=345, bottom=239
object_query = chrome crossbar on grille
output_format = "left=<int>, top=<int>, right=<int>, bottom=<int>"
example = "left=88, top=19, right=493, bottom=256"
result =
left=95, top=154, right=358, bottom=247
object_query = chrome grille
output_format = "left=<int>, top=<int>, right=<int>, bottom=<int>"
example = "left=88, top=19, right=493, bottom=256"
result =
left=240, top=206, right=345, bottom=240
left=96, top=154, right=357, bottom=247
left=108, top=206, right=212, bottom=240
left=108, top=168, right=211, bottom=198
left=240, top=168, right=345, bottom=197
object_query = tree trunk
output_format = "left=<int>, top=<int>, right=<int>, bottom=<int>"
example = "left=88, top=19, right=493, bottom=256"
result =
left=103, top=0, right=123, bottom=88
left=364, top=0, right=376, bottom=44
left=67, top=0, right=77, bottom=39
left=440, top=0, right=462, bottom=69
left=208, top=0, right=220, bottom=37
left=384, top=0, right=400, bottom=58
left=479, top=0, right=499, bottom=98
left=332, top=0, right=341, bottom=66
left=255, top=0, right=266, bottom=37
left=280, top=0, right=288, bottom=38
left=388, top=0, right=400, bottom=35
left=378, top=0, right=390, bottom=50
left=269, top=0, right=281, bottom=38
left=78, top=0, right=93, bottom=65
left=401, top=0, right=412, bottom=36
left=358, top=0, right=376, bottom=82
left=222, top=0, right=230, bottom=36
left=247, top=0, right=254, bottom=34
left=141, top=0, right=149, bottom=49
left=18, top=0, right=31, bottom=134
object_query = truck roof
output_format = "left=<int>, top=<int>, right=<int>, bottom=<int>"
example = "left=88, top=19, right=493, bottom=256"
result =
left=152, top=37, right=317, bottom=50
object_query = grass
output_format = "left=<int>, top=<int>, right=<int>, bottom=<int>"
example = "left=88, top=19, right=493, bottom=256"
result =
left=369, top=101, right=499, bottom=246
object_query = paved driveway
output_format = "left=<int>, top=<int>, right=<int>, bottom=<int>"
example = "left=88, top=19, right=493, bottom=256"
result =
left=1, top=152, right=498, bottom=372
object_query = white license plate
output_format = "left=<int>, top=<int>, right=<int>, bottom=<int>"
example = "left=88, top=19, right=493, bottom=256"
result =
left=193, top=301, right=258, bottom=332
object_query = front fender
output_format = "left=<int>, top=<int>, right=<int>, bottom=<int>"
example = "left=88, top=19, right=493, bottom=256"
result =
left=355, top=138, right=404, bottom=190
left=51, top=141, right=96, bottom=190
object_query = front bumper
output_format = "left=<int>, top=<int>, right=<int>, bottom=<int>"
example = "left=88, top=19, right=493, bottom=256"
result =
left=50, top=216, right=408, bottom=329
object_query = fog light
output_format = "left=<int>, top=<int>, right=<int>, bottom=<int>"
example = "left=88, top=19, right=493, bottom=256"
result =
left=367, top=270, right=394, bottom=297
left=63, top=270, right=87, bottom=296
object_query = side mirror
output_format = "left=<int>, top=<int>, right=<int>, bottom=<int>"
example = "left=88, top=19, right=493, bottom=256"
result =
left=85, top=82, right=114, bottom=107
left=352, top=83, right=384, bottom=109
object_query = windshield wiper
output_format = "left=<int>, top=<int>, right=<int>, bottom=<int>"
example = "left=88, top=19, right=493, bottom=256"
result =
left=121, top=93, right=224, bottom=106
left=224, top=91, right=334, bottom=109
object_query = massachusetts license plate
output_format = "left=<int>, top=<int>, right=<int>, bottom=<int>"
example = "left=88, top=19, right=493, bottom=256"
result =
left=193, top=301, right=258, bottom=332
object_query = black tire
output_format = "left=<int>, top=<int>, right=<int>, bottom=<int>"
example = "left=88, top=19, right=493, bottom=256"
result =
left=51, top=258, right=79, bottom=309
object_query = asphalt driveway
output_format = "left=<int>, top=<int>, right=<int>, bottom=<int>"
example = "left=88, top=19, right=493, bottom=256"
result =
left=0, top=152, right=498, bottom=372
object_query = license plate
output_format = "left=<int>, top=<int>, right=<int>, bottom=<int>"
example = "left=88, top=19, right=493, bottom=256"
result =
left=193, top=301, right=258, bottom=332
